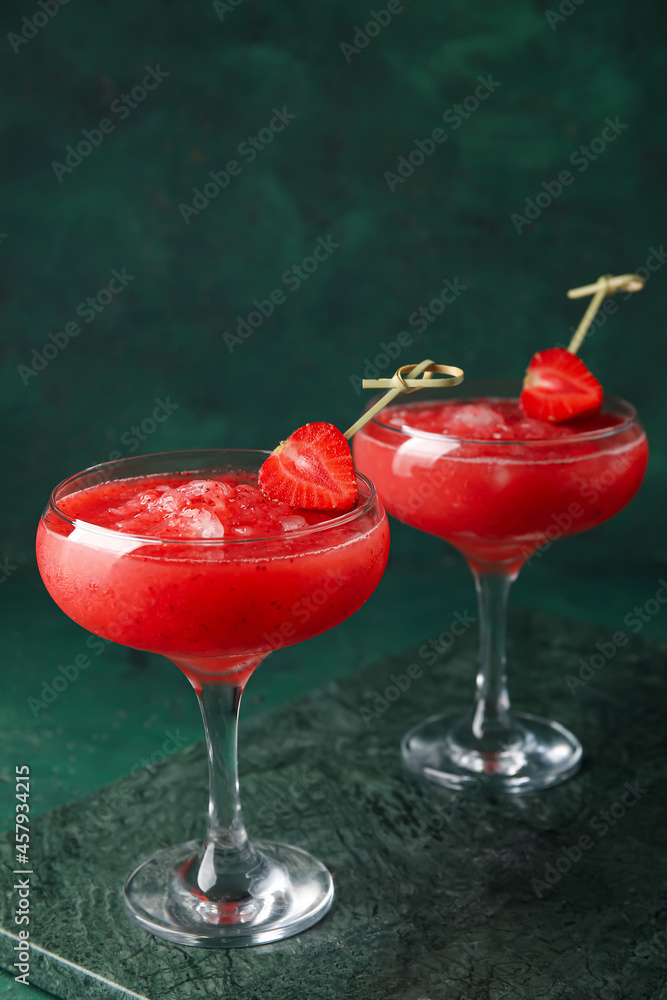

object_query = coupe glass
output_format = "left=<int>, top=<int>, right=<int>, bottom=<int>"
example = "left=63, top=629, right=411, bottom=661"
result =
left=36, top=449, right=389, bottom=946
left=353, top=380, right=648, bottom=793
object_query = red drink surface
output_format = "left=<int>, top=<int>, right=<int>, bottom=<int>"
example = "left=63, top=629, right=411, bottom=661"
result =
left=354, top=397, right=648, bottom=573
left=37, top=472, right=389, bottom=680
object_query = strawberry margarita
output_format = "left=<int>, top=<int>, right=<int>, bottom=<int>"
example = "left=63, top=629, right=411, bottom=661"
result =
left=354, top=395, right=648, bottom=574
left=37, top=467, right=388, bottom=681
left=354, top=385, right=648, bottom=793
left=37, top=449, right=389, bottom=946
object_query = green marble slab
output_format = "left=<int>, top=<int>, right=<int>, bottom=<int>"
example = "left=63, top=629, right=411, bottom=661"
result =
left=1, top=609, right=666, bottom=1000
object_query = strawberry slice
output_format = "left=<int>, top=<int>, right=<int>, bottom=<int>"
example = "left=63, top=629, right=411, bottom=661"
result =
left=520, top=347, right=603, bottom=423
left=258, top=422, right=358, bottom=511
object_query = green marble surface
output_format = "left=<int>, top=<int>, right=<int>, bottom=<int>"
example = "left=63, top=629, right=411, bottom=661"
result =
left=1, top=607, right=667, bottom=999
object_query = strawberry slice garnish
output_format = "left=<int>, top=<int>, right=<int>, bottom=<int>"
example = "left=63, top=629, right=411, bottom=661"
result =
left=520, top=347, right=603, bottom=423
left=258, top=422, right=358, bottom=511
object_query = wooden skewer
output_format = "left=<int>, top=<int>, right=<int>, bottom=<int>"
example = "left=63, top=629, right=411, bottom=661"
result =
left=344, top=360, right=464, bottom=439
left=566, top=273, right=645, bottom=355
left=567, top=273, right=645, bottom=300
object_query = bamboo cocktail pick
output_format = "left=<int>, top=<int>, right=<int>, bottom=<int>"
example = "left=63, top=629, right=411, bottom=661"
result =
left=566, top=273, right=645, bottom=355
left=344, top=360, right=464, bottom=439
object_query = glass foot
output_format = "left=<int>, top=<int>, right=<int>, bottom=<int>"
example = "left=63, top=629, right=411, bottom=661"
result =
left=124, top=839, right=334, bottom=947
left=401, top=711, right=582, bottom=793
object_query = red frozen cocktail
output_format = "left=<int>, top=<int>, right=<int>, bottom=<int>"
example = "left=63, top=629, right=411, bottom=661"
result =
left=354, top=395, right=647, bottom=575
left=37, top=464, right=388, bottom=682
left=354, top=382, right=647, bottom=793
left=37, top=448, right=389, bottom=947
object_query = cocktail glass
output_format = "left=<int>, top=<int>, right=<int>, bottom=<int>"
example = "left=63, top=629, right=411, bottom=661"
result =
left=354, top=380, right=648, bottom=793
left=37, top=449, right=389, bottom=946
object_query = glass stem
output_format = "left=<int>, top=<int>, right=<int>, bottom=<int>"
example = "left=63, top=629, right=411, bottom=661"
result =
left=188, top=680, right=258, bottom=896
left=197, top=682, right=248, bottom=848
left=470, top=569, right=514, bottom=740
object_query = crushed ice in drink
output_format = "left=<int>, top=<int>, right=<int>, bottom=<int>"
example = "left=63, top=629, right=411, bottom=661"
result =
left=105, top=476, right=336, bottom=539
left=437, top=403, right=511, bottom=439
left=385, top=399, right=596, bottom=441
left=279, top=515, right=308, bottom=532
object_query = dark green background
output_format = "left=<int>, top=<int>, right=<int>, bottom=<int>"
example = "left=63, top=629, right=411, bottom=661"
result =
left=0, top=1, right=665, bottom=995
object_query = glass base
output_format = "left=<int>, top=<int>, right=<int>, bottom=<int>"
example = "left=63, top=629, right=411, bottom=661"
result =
left=401, top=711, right=582, bottom=793
left=124, top=839, right=334, bottom=947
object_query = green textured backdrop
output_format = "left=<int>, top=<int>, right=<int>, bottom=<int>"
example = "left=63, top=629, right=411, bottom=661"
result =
left=0, top=1, right=665, bottom=995
left=2, top=0, right=665, bottom=568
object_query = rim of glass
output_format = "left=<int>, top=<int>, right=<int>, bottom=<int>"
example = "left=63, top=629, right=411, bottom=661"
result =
left=47, top=448, right=379, bottom=545
left=367, top=388, right=640, bottom=446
